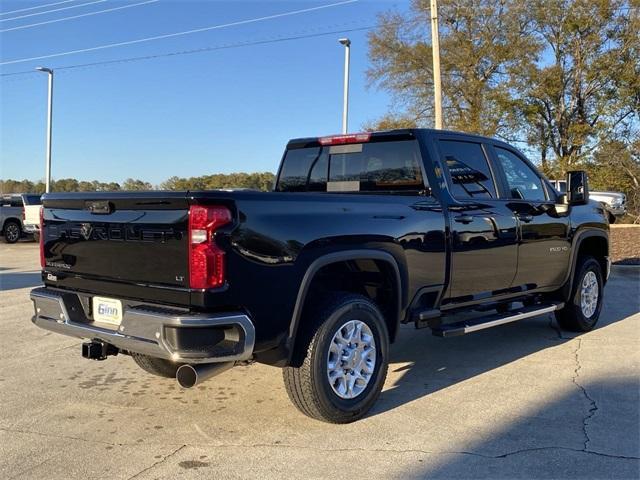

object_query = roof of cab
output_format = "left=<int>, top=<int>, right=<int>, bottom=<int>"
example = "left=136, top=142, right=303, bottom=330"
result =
left=286, top=128, right=513, bottom=149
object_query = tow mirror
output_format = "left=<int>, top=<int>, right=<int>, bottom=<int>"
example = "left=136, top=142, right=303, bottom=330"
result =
left=566, top=170, right=589, bottom=205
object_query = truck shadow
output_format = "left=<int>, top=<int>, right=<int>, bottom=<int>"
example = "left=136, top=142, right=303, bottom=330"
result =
left=409, top=377, right=639, bottom=479
left=372, top=268, right=640, bottom=418
left=0, top=271, right=42, bottom=292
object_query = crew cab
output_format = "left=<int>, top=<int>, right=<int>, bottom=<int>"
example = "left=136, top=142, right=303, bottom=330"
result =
left=30, top=129, right=609, bottom=423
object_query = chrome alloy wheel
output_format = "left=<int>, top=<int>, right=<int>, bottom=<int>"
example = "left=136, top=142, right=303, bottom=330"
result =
left=580, top=271, right=599, bottom=318
left=326, top=320, right=377, bottom=399
left=5, top=223, right=19, bottom=243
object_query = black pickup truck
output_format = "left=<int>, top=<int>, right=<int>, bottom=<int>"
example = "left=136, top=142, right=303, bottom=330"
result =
left=31, top=129, right=609, bottom=423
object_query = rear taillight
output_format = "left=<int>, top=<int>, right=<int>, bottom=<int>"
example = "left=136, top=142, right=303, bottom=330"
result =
left=318, top=133, right=371, bottom=145
left=39, top=206, right=44, bottom=269
left=188, top=205, right=232, bottom=289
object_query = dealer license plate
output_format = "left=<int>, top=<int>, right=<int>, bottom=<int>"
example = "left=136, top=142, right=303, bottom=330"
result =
left=92, top=296, right=123, bottom=327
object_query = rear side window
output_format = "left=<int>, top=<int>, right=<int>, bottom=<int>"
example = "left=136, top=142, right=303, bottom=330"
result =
left=276, top=140, right=425, bottom=193
left=439, top=140, right=496, bottom=199
left=9, top=196, right=22, bottom=207
left=494, top=147, right=546, bottom=201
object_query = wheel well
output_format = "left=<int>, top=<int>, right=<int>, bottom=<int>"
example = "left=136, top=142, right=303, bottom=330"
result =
left=2, top=218, right=21, bottom=231
left=577, top=235, right=608, bottom=280
left=302, top=259, right=401, bottom=342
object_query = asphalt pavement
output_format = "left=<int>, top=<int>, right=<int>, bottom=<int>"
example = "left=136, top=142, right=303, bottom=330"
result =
left=1, top=242, right=638, bottom=479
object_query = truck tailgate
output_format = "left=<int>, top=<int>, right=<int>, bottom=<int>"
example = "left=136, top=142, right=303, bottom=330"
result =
left=42, top=192, right=190, bottom=290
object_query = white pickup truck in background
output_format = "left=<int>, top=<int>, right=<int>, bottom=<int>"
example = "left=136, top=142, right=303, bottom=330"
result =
left=550, top=180, right=627, bottom=223
left=23, top=199, right=42, bottom=240
left=0, top=194, right=42, bottom=243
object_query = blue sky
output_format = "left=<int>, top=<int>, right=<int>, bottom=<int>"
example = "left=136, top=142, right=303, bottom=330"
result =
left=1, top=0, right=406, bottom=184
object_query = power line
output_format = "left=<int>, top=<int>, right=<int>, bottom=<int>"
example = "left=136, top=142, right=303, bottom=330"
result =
left=0, top=0, right=357, bottom=66
left=0, top=21, right=377, bottom=78
left=0, top=0, right=158, bottom=33
left=0, top=0, right=108, bottom=22
left=0, top=0, right=81, bottom=16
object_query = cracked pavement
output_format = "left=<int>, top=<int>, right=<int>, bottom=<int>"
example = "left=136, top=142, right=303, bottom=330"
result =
left=1, top=242, right=639, bottom=479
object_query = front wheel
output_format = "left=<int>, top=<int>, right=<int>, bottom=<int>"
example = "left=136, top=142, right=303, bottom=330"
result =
left=283, top=293, right=390, bottom=423
left=555, top=256, right=604, bottom=332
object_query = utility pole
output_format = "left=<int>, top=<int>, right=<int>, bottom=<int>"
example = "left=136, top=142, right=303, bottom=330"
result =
left=339, top=38, right=351, bottom=134
left=429, top=0, right=443, bottom=129
left=36, top=66, right=54, bottom=192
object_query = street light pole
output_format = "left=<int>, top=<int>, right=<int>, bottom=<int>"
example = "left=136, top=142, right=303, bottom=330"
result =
left=36, top=67, right=54, bottom=193
left=339, top=38, right=351, bottom=134
left=429, top=0, right=443, bottom=129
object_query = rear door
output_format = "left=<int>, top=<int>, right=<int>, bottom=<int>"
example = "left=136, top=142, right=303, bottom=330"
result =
left=488, top=145, right=570, bottom=289
left=437, top=138, right=519, bottom=303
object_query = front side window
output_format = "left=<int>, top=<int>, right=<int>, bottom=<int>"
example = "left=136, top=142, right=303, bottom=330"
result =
left=495, top=147, right=546, bottom=201
left=439, top=140, right=496, bottom=199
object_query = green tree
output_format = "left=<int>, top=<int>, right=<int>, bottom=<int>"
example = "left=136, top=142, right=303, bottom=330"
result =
left=121, top=178, right=153, bottom=191
left=159, top=172, right=275, bottom=191
left=367, top=0, right=539, bottom=135
left=586, top=139, right=640, bottom=222
left=512, top=0, right=639, bottom=170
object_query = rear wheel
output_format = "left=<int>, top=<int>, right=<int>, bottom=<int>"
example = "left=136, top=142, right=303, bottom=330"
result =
left=2, top=220, right=21, bottom=244
left=283, top=293, right=390, bottom=423
left=555, top=256, right=604, bottom=332
left=131, top=353, right=183, bottom=378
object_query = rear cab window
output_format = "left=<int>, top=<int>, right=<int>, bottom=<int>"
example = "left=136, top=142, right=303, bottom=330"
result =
left=23, top=195, right=42, bottom=206
left=276, top=137, right=426, bottom=194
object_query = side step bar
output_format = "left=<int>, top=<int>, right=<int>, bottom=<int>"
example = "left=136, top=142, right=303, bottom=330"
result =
left=432, top=302, right=564, bottom=338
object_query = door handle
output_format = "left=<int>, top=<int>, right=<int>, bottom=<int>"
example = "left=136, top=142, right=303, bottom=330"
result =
left=453, top=215, right=474, bottom=224
left=518, top=214, right=533, bottom=223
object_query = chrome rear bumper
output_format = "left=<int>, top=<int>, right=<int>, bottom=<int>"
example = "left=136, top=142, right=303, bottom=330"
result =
left=30, top=287, right=255, bottom=364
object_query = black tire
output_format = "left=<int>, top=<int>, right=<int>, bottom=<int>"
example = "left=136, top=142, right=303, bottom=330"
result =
left=2, top=220, right=21, bottom=244
left=131, top=353, right=183, bottom=378
left=555, top=256, right=604, bottom=332
left=283, top=293, right=390, bottom=424
left=608, top=212, right=616, bottom=224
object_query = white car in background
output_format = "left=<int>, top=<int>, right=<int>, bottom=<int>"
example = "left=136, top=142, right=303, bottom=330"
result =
left=550, top=180, right=627, bottom=223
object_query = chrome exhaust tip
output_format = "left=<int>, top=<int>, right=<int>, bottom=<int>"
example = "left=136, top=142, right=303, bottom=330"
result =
left=176, top=362, right=234, bottom=389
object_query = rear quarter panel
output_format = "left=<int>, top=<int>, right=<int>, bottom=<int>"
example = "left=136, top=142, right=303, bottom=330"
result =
left=190, top=190, right=447, bottom=359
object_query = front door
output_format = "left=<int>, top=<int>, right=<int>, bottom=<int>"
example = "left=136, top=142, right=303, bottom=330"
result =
left=437, top=138, right=519, bottom=302
left=490, top=146, right=571, bottom=289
